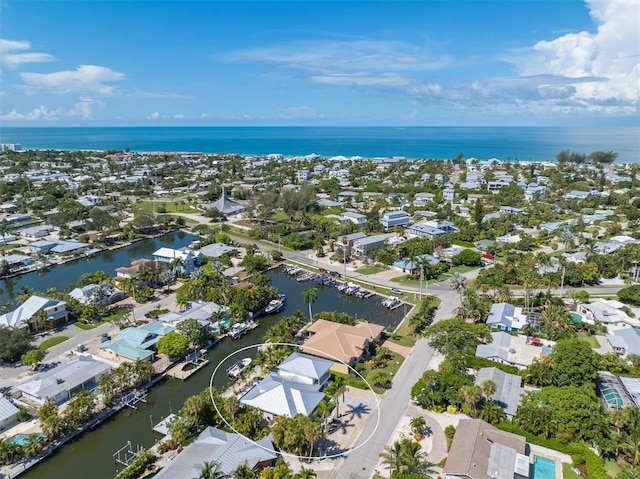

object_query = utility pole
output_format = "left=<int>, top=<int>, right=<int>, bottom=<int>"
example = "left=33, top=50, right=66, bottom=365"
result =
left=559, top=265, right=566, bottom=298
left=419, top=265, right=424, bottom=300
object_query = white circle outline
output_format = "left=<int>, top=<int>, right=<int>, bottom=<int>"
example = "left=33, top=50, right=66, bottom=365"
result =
left=208, top=342, right=381, bottom=461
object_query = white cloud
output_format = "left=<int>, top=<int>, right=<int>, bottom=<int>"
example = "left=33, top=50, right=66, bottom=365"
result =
left=128, top=90, right=191, bottom=99
left=0, top=39, right=29, bottom=52
left=0, top=38, right=56, bottom=67
left=228, top=40, right=450, bottom=73
left=310, top=72, right=411, bottom=87
left=508, top=0, right=639, bottom=110
left=0, top=97, right=105, bottom=121
left=279, top=106, right=324, bottom=120
left=21, top=65, right=125, bottom=94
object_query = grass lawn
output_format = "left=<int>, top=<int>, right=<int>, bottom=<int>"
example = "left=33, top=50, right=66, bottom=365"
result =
left=355, top=266, right=387, bottom=275
left=38, top=336, right=69, bottom=350
left=576, top=331, right=601, bottom=348
left=391, top=264, right=478, bottom=285
left=364, top=351, right=405, bottom=394
left=604, top=460, right=622, bottom=478
left=562, top=463, right=581, bottom=479
left=137, top=200, right=192, bottom=214
left=385, top=334, right=416, bottom=347
left=74, top=322, right=95, bottom=330
left=268, top=211, right=289, bottom=222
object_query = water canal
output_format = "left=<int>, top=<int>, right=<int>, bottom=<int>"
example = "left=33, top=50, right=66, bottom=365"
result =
left=21, top=267, right=405, bottom=479
left=0, top=231, right=198, bottom=305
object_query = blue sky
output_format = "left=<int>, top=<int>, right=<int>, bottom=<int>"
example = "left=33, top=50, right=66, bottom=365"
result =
left=1, top=0, right=638, bottom=126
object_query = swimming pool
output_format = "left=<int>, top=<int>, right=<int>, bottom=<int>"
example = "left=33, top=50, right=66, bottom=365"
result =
left=533, top=456, right=556, bottom=479
left=570, top=313, right=583, bottom=323
left=9, top=433, right=44, bottom=446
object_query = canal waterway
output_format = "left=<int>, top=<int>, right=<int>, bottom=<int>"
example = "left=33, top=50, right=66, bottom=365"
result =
left=22, top=268, right=405, bottom=479
left=0, top=231, right=198, bottom=305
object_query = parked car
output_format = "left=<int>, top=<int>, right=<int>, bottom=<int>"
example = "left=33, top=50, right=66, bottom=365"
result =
left=329, top=271, right=341, bottom=277
left=390, top=288, right=403, bottom=295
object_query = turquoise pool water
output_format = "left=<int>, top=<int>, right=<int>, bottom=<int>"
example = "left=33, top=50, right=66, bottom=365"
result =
left=10, top=433, right=44, bottom=446
left=570, top=313, right=583, bottom=323
left=533, top=456, right=555, bottom=479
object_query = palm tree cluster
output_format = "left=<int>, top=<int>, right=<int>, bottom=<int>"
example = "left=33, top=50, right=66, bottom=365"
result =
left=167, top=388, right=266, bottom=447
left=0, top=433, right=44, bottom=464
left=270, top=414, right=322, bottom=459
left=379, top=437, right=432, bottom=476
left=411, top=361, right=506, bottom=425
left=98, top=360, right=154, bottom=406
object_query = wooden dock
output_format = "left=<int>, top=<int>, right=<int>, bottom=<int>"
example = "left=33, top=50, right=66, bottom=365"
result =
left=166, top=359, right=210, bottom=380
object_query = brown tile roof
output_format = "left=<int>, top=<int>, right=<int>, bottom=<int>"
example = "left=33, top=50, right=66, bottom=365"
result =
left=301, top=319, right=384, bottom=364
left=115, top=258, right=164, bottom=277
left=443, top=419, right=526, bottom=479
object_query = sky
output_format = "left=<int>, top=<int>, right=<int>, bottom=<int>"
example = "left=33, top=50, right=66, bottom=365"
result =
left=0, top=0, right=638, bottom=127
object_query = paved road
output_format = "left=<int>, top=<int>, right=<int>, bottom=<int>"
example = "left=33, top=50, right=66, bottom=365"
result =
left=333, top=338, right=435, bottom=479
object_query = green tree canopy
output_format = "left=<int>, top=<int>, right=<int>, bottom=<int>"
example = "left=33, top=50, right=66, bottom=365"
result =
left=156, top=331, right=190, bottom=357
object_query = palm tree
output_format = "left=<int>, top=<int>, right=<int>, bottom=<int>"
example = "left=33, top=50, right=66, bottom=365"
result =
left=232, top=462, right=256, bottom=479
left=294, top=466, right=317, bottom=479
left=409, top=416, right=427, bottom=436
left=380, top=440, right=403, bottom=478
left=450, top=272, right=467, bottom=306
left=326, top=376, right=346, bottom=418
left=302, top=288, right=317, bottom=324
left=459, top=385, right=483, bottom=416
left=194, top=460, right=228, bottom=479
left=480, top=379, right=497, bottom=400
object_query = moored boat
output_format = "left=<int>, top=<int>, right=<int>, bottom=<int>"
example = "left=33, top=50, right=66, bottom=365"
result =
left=227, top=358, right=252, bottom=378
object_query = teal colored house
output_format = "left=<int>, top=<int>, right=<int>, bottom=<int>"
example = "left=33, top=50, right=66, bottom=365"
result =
left=100, top=321, right=174, bottom=361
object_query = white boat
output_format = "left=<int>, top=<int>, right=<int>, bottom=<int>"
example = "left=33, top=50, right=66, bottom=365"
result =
left=227, top=358, right=252, bottom=378
left=227, top=322, right=248, bottom=339
left=265, top=294, right=286, bottom=314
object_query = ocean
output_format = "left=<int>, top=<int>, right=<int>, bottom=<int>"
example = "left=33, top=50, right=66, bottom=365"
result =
left=1, top=126, right=639, bottom=163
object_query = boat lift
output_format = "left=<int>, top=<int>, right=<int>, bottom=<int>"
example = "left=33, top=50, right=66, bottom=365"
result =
left=113, top=441, right=144, bottom=467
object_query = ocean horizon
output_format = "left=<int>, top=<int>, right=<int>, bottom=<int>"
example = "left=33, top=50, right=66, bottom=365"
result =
left=1, top=126, right=639, bottom=163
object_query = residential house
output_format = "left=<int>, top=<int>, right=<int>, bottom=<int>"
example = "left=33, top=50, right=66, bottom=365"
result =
left=564, top=190, right=592, bottom=201
left=577, top=299, right=640, bottom=330
left=0, top=397, right=20, bottom=430
left=0, top=233, right=17, bottom=246
left=336, top=232, right=367, bottom=254
left=475, top=332, right=555, bottom=369
left=115, top=258, right=166, bottom=281
left=275, top=352, right=333, bottom=387
left=524, top=184, right=547, bottom=202
left=158, top=301, right=228, bottom=330
left=443, top=419, right=531, bottom=479
left=443, top=188, right=456, bottom=201
left=324, top=214, right=350, bottom=226
left=17, top=355, right=113, bottom=405
left=20, top=225, right=54, bottom=240
left=597, top=372, right=640, bottom=410
left=475, top=367, right=524, bottom=420
left=0, top=295, right=70, bottom=331
left=99, top=321, right=174, bottom=362
left=488, top=180, right=513, bottom=192
left=342, top=211, right=367, bottom=226
left=153, top=247, right=202, bottom=274
left=392, top=254, right=439, bottom=274
left=28, top=240, right=57, bottom=254
left=149, top=427, right=277, bottom=479
left=380, top=210, right=411, bottom=229
left=240, top=372, right=327, bottom=420
left=295, top=169, right=310, bottom=182
left=351, top=234, right=388, bottom=258
left=607, top=328, right=640, bottom=358
left=486, top=303, right=529, bottom=333
left=68, top=283, right=126, bottom=306
left=301, top=319, right=384, bottom=373
left=407, top=222, right=447, bottom=240
left=50, top=240, right=90, bottom=256
left=197, top=243, right=237, bottom=259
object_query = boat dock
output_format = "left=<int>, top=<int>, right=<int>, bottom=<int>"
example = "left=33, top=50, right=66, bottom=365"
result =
left=166, top=349, right=210, bottom=380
